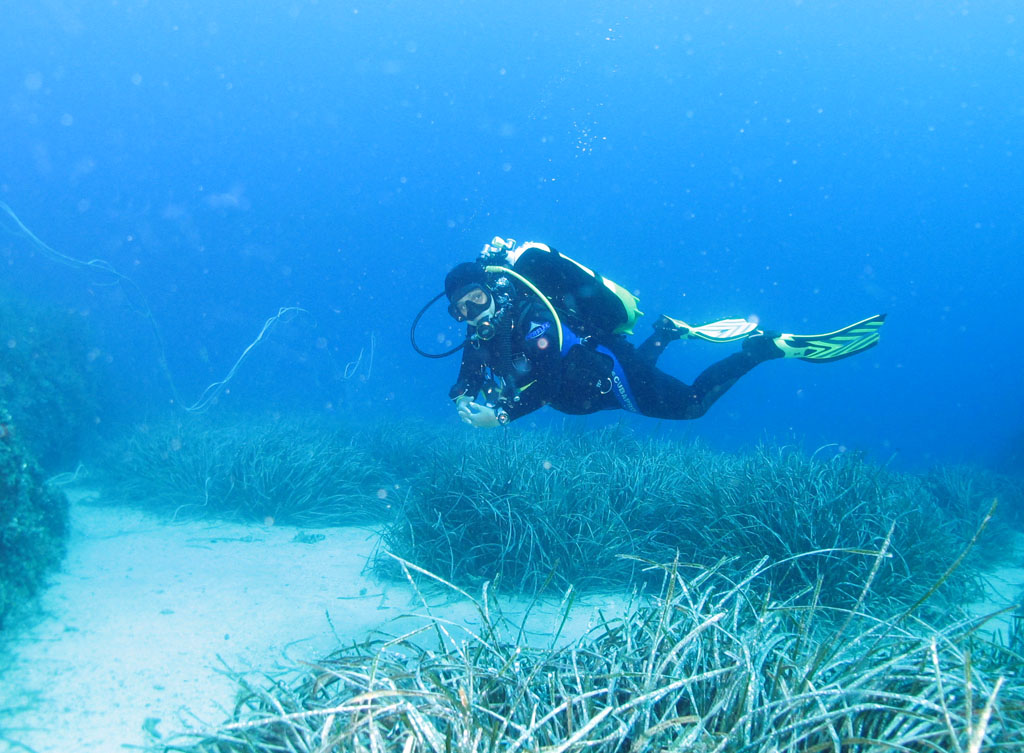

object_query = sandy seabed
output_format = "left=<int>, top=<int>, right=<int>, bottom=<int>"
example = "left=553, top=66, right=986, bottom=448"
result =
left=0, top=490, right=629, bottom=753
left=1, top=490, right=1021, bottom=753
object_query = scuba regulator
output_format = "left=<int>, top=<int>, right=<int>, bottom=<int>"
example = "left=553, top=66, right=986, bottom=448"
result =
left=469, top=274, right=513, bottom=342
left=410, top=237, right=518, bottom=358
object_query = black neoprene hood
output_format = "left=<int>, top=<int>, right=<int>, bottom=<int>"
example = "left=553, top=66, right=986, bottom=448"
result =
left=444, top=262, right=489, bottom=301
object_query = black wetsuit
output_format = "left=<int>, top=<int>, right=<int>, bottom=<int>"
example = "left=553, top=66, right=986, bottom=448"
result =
left=449, top=299, right=772, bottom=422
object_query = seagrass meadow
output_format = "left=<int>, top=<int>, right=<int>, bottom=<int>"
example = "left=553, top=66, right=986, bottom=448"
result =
left=92, top=417, right=1024, bottom=752
left=160, top=558, right=1024, bottom=753
left=98, top=415, right=400, bottom=526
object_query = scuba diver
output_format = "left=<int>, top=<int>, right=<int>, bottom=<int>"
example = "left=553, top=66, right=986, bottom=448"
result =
left=411, top=237, right=885, bottom=428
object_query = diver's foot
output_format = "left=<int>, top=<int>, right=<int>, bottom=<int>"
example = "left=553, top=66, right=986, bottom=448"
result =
left=652, top=315, right=690, bottom=341
left=742, top=330, right=785, bottom=361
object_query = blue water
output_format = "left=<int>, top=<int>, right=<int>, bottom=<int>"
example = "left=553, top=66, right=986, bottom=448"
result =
left=1, top=1, right=1021, bottom=470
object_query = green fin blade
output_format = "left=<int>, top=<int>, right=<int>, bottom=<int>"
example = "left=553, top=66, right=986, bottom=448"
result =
left=775, top=313, right=886, bottom=362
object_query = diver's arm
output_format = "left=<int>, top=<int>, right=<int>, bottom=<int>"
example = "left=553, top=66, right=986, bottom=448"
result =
left=448, top=342, right=487, bottom=403
left=451, top=339, right=509, bottom=427
left=498, top=303, right=563, bottom=423
left=500, top=382, right=548, bottom=423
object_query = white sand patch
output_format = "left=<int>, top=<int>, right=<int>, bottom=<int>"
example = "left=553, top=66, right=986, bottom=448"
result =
left=966, top=530, right=1024, bottom=641
left=0, top=491, right=629, bottom=753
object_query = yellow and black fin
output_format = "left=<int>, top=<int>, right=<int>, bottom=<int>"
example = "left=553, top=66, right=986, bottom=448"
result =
left=773, top=314, right=886, bottom=362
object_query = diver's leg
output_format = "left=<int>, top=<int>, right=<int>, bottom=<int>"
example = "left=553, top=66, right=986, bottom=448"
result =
left=635, top=333, right=670, bottom=367
left=628, top=336, right=782, bottom=419
left=635, top=316, right=686, bottom=367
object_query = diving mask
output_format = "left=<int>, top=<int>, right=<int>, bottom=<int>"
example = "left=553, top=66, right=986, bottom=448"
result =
left=448, top=286, right=494, bottom=324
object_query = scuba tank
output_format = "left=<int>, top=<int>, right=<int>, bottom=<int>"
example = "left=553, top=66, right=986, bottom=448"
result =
left=480, top=237, right=642, bottom=338
left=410, top=236, right=642, bottom=360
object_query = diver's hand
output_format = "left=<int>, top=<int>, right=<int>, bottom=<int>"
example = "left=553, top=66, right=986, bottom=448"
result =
left=456, top=398, right=503, bottom=428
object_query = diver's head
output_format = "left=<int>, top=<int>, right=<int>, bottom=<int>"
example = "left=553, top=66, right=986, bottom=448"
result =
left=445, top=262, right=495, bottom=325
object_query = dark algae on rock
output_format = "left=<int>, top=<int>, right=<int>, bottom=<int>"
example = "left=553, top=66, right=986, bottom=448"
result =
left=0, top=402, right=69, bottom=630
